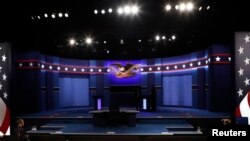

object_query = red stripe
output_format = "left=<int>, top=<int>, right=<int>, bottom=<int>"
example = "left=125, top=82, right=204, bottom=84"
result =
left=235, top=106, right=241, bottom=117
left=0, top=107, right=10, bottom=134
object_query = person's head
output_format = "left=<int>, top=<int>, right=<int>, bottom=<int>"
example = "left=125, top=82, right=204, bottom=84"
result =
left=16, top=119, right=24, bottom=127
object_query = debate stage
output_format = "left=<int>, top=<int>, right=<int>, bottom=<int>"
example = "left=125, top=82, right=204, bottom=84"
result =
left=16, top=106, right=229, bottom=140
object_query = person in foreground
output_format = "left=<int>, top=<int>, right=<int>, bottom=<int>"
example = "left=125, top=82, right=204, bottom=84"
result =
left=14, top=119, right=30, bottom=141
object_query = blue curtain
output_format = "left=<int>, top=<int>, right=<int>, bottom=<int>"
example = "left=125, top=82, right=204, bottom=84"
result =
left=59, top=77, right=89, bottom=108
left=163, top=75, right=192, bottom=106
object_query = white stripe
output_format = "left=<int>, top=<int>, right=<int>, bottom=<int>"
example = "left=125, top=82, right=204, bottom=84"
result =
left=5, top=126, right=10, bottom=136
left=0, top=98, right=7, bottom=127
left=239, top=93, right=250, bottom=125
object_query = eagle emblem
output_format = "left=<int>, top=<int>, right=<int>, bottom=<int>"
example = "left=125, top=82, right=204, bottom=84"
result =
left=109, top=63, right=141, bottom=78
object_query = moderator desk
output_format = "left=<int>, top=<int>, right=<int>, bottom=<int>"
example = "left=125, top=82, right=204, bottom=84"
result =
left=89, top=109, right=139, bottom=127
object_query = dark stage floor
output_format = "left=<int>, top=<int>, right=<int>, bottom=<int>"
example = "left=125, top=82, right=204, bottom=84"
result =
left=16, top=107, right=229, bottom=136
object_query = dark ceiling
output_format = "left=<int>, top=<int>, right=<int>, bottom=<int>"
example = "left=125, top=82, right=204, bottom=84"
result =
left=0, top=0, right=247, bottom=59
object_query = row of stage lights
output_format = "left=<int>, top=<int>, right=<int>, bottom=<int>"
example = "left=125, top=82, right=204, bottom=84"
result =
left=31, top=12, right=69, bottom=20
left=93, top=2, right=210, bottom=15
left=68, top=35, right=176, bottom=46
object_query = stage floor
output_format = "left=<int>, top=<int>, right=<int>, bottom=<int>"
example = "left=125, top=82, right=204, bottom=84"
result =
left=18, top=107, right=230, bottom=119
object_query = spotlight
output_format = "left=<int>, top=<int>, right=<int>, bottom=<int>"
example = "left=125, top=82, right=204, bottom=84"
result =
left=101, top=9, right=105, bottom=14
left=179, top=3, right=186, bottom=11
left=65, top=13, right=69, bottom=17
left=85, top=37, right=92, bottom=44
left=117, top=7, right=123, bottom=14
left=155, top=35, right=160, bottom=41
left=124, top=6, right=131, bottom=14
left=51, top=13, right=56, bottom=18
left=131, top=5, right=139, bottom=14
left=199, top=7, right=202, bottom=11
left=94, top=9, right=98, bottom=14
left=186, top=2, right=194, bottom=11
left=58, top=13, right=63, bottom=17
left=171, top=35, right=176, bottom=40
left=108, top=8, right=113, bottom=13
left=69, top=39, right=76, bottom=45
left=44, top=13, right=48, bottom=18
left=207, top=5, right=210, bottom=10
left=165, top=4, right=171, bottom=11
left=175, top=5, right=179, bottom=10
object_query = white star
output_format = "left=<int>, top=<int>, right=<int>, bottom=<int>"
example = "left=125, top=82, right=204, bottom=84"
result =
left=29, top=62, right=33, bottom=67
left=205, top=60, right=208, bottom=64
left=157, top=67, right=161, bottom=70
left=2, top=74, right=7, bottom=81
left=238, top=88, right=243, bottom=97
left=238, top=68, right=244, bottom=76
left=19, top=63, right=23, bottom=67
left=182, top=64, right=186, bottom=68
left=73, top=68, right=76, bottom=71
left=228, top=57, right=231, bottom=62
left=57, top=67, right=61, bottom=70
left=140, top=68, right=144, bottom=71
left=215, top=56, right=221, bottom=62
left=98, top=69, right=102, bottom=72
left=244, top=57, right=250, bottom=65
left=49, top=66, right=52, bottom=69
left=0, top=46, right=2, bottom=49
left=3, top=92, right=8, bottom=99
left=0, top=83, right=2, bottom=90
left=166, top=66, right=169, bottom=70
left=82, top=68, right=85, bottom=72
left=244, top=34, right=250, bottom=43
left=208, top=58, right=211, bottom=62
left=0, top=67, right=2, bottom=72
left=2, top=54, right=6, bottom=62
left=90, top=69, right=93, bottom=72
left=149, top=67, right=152, bottom=71
left=238, top=46, right=244, bottom=54
left=174, top=65, right=178, bottom=69
left=189, top=63, right=193, bottom=67
left=198, top=61, right=201, bottom=66
left=41, top=65, right=44, bottom=69
left=244, top=77, right=250, bottom=86
left=65, top=67, right=68, bottom=71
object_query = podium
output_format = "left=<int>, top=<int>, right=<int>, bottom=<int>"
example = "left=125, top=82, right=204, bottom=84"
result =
left=92, top=95, right=103, bottom=110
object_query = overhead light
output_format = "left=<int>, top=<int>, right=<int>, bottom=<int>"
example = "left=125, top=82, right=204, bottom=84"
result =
left=65, top=13, right=69, bottom=17
left=131, top=5, right=139, bottom=14
left=171, top=35, right=176, bottom=40
left=165, top=4, right=171, bottom=11
left=117, top=7, right=123, bottom=14
left=58, top=13, right=63, bottom=17
left=86, top=37, right=92, bottom=44
left=108, top=8, right=113, bottom=13
left=186, top=2, right=194, bottom=11
left=94, top=9, right=98, bottom=14
left=69, top=39, right=76, bottom=45
left=51, top=13, right=56, bottom=18
left=101, top=9, right=105, bottom=14
left=155, top=35, right=160, bottom=41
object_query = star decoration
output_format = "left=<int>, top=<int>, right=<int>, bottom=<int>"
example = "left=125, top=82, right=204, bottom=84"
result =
left=2, top=74, right=7, bottom=81
left=174, top=65, right=178, bottom=69
left=182, top=64, right=186, bottom=68
left=81, top=68, right=85, bottom=72
left=3, top=92, right=8, bottom=99
left=244, top=77, right=250, bottom=86
left=189, top=63, right=193, bottom=67
left=228, top=57, right=231, bottom=62
left=2, top=54, right=6, bottom=62
left=57, top=67, right=60, bottom=70
left=49, top=66, right=52, bottom=69
left=29, top=62, right=33, bottom=67
left=41, top=65, right=44, bottom=69
left=19, top=63, right=23, bottom=67
left=238, top=68, right=244, bottom=76
left=244, top=57, right=250, bottom=65
left=244, top=34, right=250, bottom=43
left=166, top=66, right=169, bottom=70
left=198, top=61, right=201, bottom=66
left=238, top=46, right=244, bottom=54
left=237, top=88, right=243, bottom=97
left=73, top=68, right=76, bottom=71
left=140, top=68, right=144, bottom=71
left=0, top=83, right=2, bottom=90
left=65, top=67, right=68, bottom=71
left=215, top=56, right=221, bottom=62
left=149, top=67, right=152, bottom=71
